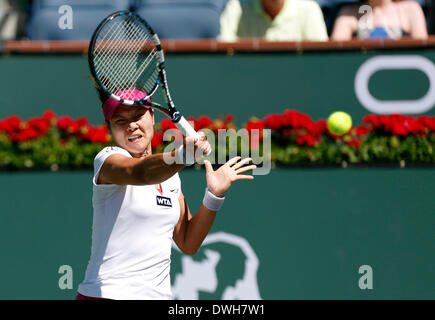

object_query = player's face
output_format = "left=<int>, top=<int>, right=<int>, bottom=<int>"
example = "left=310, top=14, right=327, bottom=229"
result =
left=110, top=105, right=155, bottom=157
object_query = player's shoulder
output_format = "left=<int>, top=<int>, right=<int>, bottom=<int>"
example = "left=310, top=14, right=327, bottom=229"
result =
left=95, top=146, right=131, bottom=159
left=94, top=146, right=132, bottom=170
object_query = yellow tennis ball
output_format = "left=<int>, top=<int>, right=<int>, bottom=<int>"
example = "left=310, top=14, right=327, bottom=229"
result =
left=327, top=111, right=352, bottom=135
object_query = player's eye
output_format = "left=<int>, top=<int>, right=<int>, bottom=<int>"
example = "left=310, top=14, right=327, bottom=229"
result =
left=115, top=119, right=127, bottom=125
left=135, top=112, right=145, bottom=119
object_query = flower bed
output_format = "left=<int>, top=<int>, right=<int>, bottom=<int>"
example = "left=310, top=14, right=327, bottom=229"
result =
left=0, top=110, right=434, bottom=170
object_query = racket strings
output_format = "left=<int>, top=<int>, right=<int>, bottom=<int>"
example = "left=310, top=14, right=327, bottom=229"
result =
left=104, top=19, right=149, bottom=83
left=93, top=15, right=160, bottom=101
left=95, top=18, right=149, bottom=94
left=94, top=18, right=135, bottom=84
left=131, top=49, right=159, bottom=92
left=94, top=17, right=144, bottom=75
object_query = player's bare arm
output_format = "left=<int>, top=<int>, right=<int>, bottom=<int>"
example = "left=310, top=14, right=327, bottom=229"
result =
left=98, top=136, right=210, bottom=185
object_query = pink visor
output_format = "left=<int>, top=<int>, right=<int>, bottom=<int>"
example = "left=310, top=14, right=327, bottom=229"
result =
left=102, top=89, right=151, bottom=121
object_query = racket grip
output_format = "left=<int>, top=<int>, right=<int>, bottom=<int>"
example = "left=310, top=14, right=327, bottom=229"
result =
left=176, top=116, right=212, bottom=156
left=176, top=116, right=199, bottom=138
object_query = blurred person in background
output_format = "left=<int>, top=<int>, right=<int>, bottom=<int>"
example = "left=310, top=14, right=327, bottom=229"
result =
left=217, top=0, right=328, bottom=41
left=0, top=0, right=28, bottom=40
left=331, top=0, right=428, bottom=40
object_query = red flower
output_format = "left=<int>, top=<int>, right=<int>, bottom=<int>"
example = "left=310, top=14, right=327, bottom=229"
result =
left=297, top=113, right=316, bottom=133
left=391, top=124, right=407, bottom=136
left=245, top=118, right=264, bottom=142
left=80, top=125, right=109, bottom=143
left=418, top=116, right=435, bottom=132
left=412, top=122, right=427, bottom=135
left=245, top=118, right=264, bottom=132
left=283, top=109, right=301, bottom=128
left=151, top=131, right=164, bottom=149
left=27, top=117, right=49, bottom=133
left=160, top=118, right=177, bottom=131
left=57, top=116, right=74, bottom=130
left=378, top=115, right=390, bottom=131
left=347, top=139, right=362, bottom=148
left=196, top=116, right=213, bottom=130
left=96, top=126, right=110, bottom=143
left=296, top=134, right=320, bottom=147
left=0, top=120, right=9, bottom=133
left=313, top=119, right=327, bottom=135
left=403, top=116, right=425, bottom=135
left=361, top=114, right=433, bottom=136
left=212, top=120, right=227, bottom=134
left=355, top=125, right=370, bottom=136
left=76, top=117, right=90, bottom=128
left=0, top=115, right=21, bottom=134
left=13, top=127, right=40, bottom=142
left=263, top=114, right=284, bottom=130
left=390, top=114, right=404, bottom=123
left=43, top=110, right=56, bottom=122
left=67, top=122, right=80, bottom=134
left=92, top=126, right=109, bottom=143
left=225, top=114, right=234, bottom=124
left=390, top=116, right=408, bottom=136
left=363, top=114, right=380, bottom=128
left=263, top=109, right=318, bottom=133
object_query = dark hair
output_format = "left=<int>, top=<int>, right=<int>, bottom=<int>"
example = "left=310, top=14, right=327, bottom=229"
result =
left=92, top=80, right=110, bottom=104
left=105, top=120, right=112, bottom=134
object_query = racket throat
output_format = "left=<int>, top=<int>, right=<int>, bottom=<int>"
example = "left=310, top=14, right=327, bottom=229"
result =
left=171, top=111, right=181, bottom=123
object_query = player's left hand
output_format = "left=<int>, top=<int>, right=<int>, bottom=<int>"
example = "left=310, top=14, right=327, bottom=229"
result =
left=204, top=157, right=257, bottom=198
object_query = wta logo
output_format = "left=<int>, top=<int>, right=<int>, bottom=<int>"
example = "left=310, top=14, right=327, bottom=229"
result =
left=171, top=232, right=262, bottom=300
left=156, top=196, right=172, bottom=207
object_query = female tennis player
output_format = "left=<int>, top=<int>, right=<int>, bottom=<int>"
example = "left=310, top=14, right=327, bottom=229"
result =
left=76, top=88, right=256, bottom=300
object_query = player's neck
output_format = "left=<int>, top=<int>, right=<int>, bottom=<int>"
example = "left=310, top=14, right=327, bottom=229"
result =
left=134, top=146, right=152, bottom=158
left=261, top=0, right=285, bottom=19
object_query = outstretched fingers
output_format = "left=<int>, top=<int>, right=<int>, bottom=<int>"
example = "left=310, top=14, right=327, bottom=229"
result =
left=234, top=174, right=254, bottom=181
left=232, top=157, right=253, bottom=170
left=235, top=164, right=257, bottom=175
left=226, top=156, right=242, bottom=167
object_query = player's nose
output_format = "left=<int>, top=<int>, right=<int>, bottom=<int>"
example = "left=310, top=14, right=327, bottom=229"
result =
left=127, top=121, right=139, bottom=131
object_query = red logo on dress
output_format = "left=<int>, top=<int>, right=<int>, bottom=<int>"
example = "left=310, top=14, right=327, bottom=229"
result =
left=155, top=184, right=163, bottom=195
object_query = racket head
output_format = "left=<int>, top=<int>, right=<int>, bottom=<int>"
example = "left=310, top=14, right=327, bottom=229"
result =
left=88, top=11, right=164, bottom=106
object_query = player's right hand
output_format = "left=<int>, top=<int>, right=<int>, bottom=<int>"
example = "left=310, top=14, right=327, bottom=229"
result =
left=184, top=131, right=211, bottom=160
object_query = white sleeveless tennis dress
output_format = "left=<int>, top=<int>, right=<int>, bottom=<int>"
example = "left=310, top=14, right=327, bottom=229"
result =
left=78, top=146, right=181, bottom=300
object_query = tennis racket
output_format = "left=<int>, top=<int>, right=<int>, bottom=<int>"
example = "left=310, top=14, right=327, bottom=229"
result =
left=88, top=10, right=199, bottom=140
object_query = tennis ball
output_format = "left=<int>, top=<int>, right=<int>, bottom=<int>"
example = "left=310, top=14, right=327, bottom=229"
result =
left=327, top=111, right=352, bottom=135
